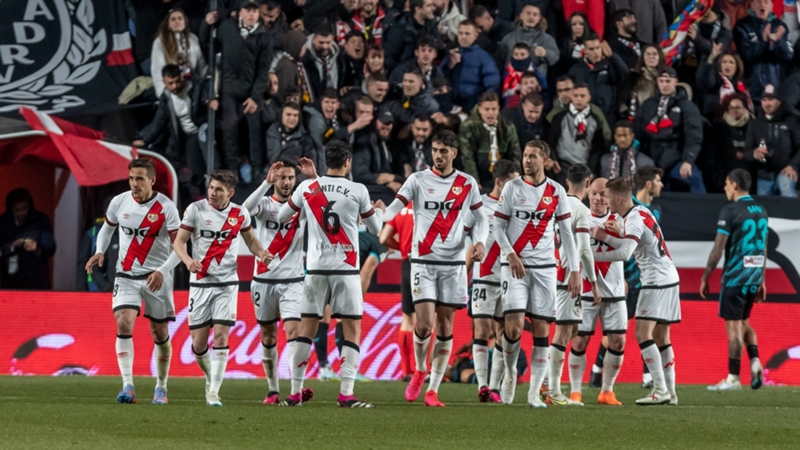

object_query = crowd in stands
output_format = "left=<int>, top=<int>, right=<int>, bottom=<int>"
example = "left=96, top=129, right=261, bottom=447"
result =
left=125, top=0, right=800, bottom=202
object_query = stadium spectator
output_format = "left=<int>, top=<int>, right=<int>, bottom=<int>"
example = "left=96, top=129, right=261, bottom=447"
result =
left=502, top=93, right=549, bottom=146
left=607, top=9, right=642, bottom=70
left=499, top=4, right=560, bottom=76
left=503, top=49, right=547, bottom=109
left=721, top=0, right=756, bottom=30
left=459, top=91, right=521, bottom=191
left=609, top=0, right=667, bottom=44
left=733, top=0, right=792, bottom=101
left=301, top=23, right=344, bottom=102
left=600, top=120, right=655, bottom=180
left=498, top=0, right=559, bottom=36
left=567, top=34, right=628, bottom=120
left=305, top=89, right=354, bottom=149
left=634, top=67, right=706, bottom=193
left=365, top=43, right=386, bottom=76
left=384, top=69, right=440, bottom=128
left=675, top=4, right=732, bottom=78
left=260, top=0, right=290, bottom=37
left=401, top=115, right=434, bottom=176
left=341, top=72, right=390, bottom=118
left=556, top=12, right=594, bottom=76
left=349, top=0, right=387, bottom=45
left=352, top=110, right=402, bottom=201
left=150, top=9, right=205, bottom=97
left=432, top=0, right=466, bottom=43
left=200, top=0, right=272, bottom=174
left=76, top=198, right=117, bottom=292
left=548, top=83, right=611, bottom=181
left=383, top=0, right=440, bottom=73
left=339, top=31, right=367, bottom=89
left=562, top=0, right=605, bottom=39
left=265, top=103, right=321, bottom=173
left=273, top=29, right=307, bottom=104
left=617, top=44, right=668, bottom=121
left=744, top=85, right=800, bottom=197
left=388, top=36, right=443, bottom=89
left=707, top=94, right=755, bottom=193
left=470, top=4, right=513, bottom=57
left=441, top=20, right=500, bottom=112
left=547, top=75, right=576, bottom=121
left=696, top=45, right=752, bottom=118
left=0, top=189, right=56, bottom=290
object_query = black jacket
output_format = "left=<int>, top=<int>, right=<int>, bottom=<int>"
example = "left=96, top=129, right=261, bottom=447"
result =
left=607, top=34, right=643, bottom=70
left=388, top=59, right=443, bottom=91
left=502, top=106, right=550, bottom=145
left=777, top=71, right=800, bottom=117
left=706, top=118, right=754, bottom=192
left=567, top=54, right=629, bottom=119
left=265, top=122, right=322, bottom=171
left=301, top=44, right=346, bottom=102
left=383, top=91, right=440, bottom=127
left=476, top=18, right=513, bottom=60
left=382, top=12, right=441, bottom=73
left=677, top=19, right=732, bottom=66
left=733, top=15, right=792, bottom=101
left=352, top=131, right=394, bottom=184
left=633, top=87, right=703, bottom=169
left=0, top=205, right=56, bottom=290
left=695, top=59, right=748, bottom=117
left=744, top=104, right=800, bottom=179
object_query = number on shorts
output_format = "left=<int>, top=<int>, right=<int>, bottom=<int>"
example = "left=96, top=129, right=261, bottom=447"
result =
left=574, top=297, right=581, bottom=308
left=322, top=201, right=341, bottom=234
left=253, top=291, right=261, bottom=307
left=414, top=272, right=420, bottom=286
left=188, top=298, right=195, bottom=312
left=474, top=288, right=487, bottom=301
left=113, top=284, right=119, bottom=298
left=502, top=281, right=508, bottom=294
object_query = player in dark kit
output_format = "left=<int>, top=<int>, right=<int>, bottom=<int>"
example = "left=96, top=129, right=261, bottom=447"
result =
left=701, top=169, right=766, bottom=391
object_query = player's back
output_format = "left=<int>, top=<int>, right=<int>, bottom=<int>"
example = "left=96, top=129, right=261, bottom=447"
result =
left=107, top=191, right=180, bottom=276
left=624, top=205, right=678, bottom=287
left=182, top=199, right=251, bottom=284
left=556, top=195, right=590, bottom=285
left=293, top=176, right=371, bottom=273
left=719, top=196, right=768, bottom=287
left=252, top=196, right=306, bottom=280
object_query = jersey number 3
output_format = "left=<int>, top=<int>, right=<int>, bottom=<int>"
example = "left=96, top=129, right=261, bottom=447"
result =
left=742, top=218, right=768, bottom=253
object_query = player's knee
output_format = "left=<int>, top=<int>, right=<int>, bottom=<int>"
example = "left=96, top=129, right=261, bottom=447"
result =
left=415, top=321, right=433, bottom=338
left=634, top=328, right=651, bottom=344
left=115, top=318, right=134, bottom=335
left=608, top=333, right=625, bottom=351
left=150, top=324, right=169, bottom=344
left=572, top=337, right=587, bottom=352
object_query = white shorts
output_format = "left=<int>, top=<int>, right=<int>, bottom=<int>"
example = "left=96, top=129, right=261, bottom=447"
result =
left=112, top=273, right=175, bottom=322
left=470, top=279, right=503, bottom=320
left=555, top=287, right=582, bottom=325
left=578, top=300, right=628, bottom=336
left=636, top=284, right=681, bottom=324
left=410, top=262, right=468, bottom=308
left=501, top=265, right=557, bottom=322
left=187, top=283, right=239, bottom=329
left=303, top=274, right=363, bottom=319
left=251, top=279, right=303, bottom=324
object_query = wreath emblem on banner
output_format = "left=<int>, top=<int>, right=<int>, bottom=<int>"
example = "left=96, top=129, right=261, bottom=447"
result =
left=0, top=0, right=107, bottom=113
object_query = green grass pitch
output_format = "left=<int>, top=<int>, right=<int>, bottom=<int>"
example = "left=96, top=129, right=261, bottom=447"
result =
left=1, top=377, right=799, bottom=449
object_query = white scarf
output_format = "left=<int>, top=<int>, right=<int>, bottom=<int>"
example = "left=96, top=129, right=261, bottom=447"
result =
left=568, top=103, right=590, bottom=139
left=413, top=141, right=429, bottom=172
left=239, top=19, right=260, bottom=38
left=483, top=122, right=499, bottom=172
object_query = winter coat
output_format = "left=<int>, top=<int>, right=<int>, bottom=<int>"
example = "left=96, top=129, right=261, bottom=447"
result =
left=706, top=116, right=754, bottom=192
left=383, top=12, right=441, bottom=73
left=384, top=91, right=440, bottom=127
left=150, top=33, right=206, bottom=97
left=475, top=18, right=513, bottom=59
left=610, top=0, right=668, bottom=44
left=388, top=59, right=443, bottom=90
left=265, top=122, right=323, bottom=172
left=549, top=106, right=610, bottom=172
left=607, top=34, right=643, bottom=70
left=352, top=131, right=395, bottom=184
left=499, top=25, right=560, bottom=76
left=0, top=204, right=56, bottom=290
left=459, top=110, right=521, bottom=190
left=502, top=106, right=550, bottom=146
left=676, top=18, right=732, bottom=67
left=272, top=30, right=307, bottom=104
left=567, top=53, right=629, bottom=119
left=562, top=0, right=606, bottom=39
left=744, top=104, right=800, bottom=179
left=633, top=87, right=703, bottom=170
left=778, top=70, right=800, bottom=117
left=304, top=105, right=351, bottom=151
left=435, top=2, right=465, bottom=43
left=301, top=35, right=345, bottom=102
left=733, top=14, right=793, bottom=101
left=498, top=0, right=559, bottom=36
left=441, top=44, right=501, bottom=112
left=695, top=58, right=751, bottom=117
left=616, top=69, right=659, bottom=119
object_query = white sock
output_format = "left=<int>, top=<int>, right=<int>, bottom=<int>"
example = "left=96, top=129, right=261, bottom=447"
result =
left=193, top=345, right=211, bottom=383
left=548, top=344, right=566, bottom=396
left=427, top=335, right=453, bottom=393
left=472, top=339, right=490, bottom=388
left=660, top=344, right=676, bottom=397
left=339, top=341, right=360, bottom=396
left=568, top=349, right=586, bottom=394
left=640, top=341, right=666, bottom=394
left=291, top=337, right=313, bottom=395
left=116, top=335, right=134, bottom=387
left=154, top=338, right=171, bottom=389
left=528, top=341, right=549, bottom=395
left=413, top=330, right=431, bottom=373
left=602, top=349, right=624, bottom=392
left=489, top=344, right=504, bottom=391
left=502, top=334, right=521, bottom=378
left=209, top=347, right=229, bottom=395
left=262, top=343, right=279, bottom=393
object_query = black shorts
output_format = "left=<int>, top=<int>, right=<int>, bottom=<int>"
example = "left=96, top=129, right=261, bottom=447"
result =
left=626, top=287, right=640, bottom=320
left=719, top=285, right=757, bottom=321
left=401, top=259, right=414, bottom=315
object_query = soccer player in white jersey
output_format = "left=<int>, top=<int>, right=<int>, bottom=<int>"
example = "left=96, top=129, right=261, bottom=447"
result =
left=569, top=177, right=628, bottom=406
left=85, top=158, right=181, bottom=405
left=243, top=158, right=318, bottom=405
left=591, top=178, right=680, bottom=405
left=276, top=140, right=385, bottom=408
left=383, top=130, right=488, bottom=408
left=547, top=164, right=600, bottom=406
left=173, top=170, right=273, bottom=407
left=492, top=140, right=581, bottom=408
left=468, top=160, right=519, bottom=403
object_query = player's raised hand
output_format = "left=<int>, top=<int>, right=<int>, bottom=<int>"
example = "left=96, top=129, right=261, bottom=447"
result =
left=85, top=253, right=104, bottom=274
left=260, top=251, right=274, bottom=266
left=147, top=271, right=165, bottom=292
left=567, top=271, right=581, bottom=297
left=266, top=161, right=284, bottom=184
left=298, top=157, right=318, bottom=179
left=590, top=281, right=601, bottom=305
left=185, top=259, right=202, bottom=273
left=699, top=276, right=709, bottom=299
left=507, top=252, right=525, bottom=279
left=756, top=282, right=767, bottom=303
left=472, top=242, right=485, bottom=262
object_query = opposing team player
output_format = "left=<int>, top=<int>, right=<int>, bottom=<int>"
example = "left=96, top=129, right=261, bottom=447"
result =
left=383, top=130, right=488, bottom=408
left=467, top=160, right=519, bottom=403
left=243, top=158, right=318, bottom=404
left=591, top=178, right=679, bottom=405
left=547, top=164, right=600, bottom=406
left=569, top=177, right=628, bottom=405
left=701, top=169, right=766, bottom=391
left=277, top=140, right=384, bottom=408
left=85, top=158, right=181, bottom=405
left=492, top=140, right=581, bottom=408
left=173, top=170, right=273, bottom=407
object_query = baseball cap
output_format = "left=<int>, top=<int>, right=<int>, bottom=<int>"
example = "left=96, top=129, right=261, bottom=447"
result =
left=238, top=0, right=263, bottom=10
left=658, top=67, right=678, bottom=79
left=377, top=110, right=394, bottom=125
left=762, top=84, right=779, bottom=100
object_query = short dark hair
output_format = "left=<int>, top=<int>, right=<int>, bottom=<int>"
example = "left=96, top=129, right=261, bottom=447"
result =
left=5, top=188, right=32, bottom=210
left=325, top=140, right=353, bottom=169
left=356, top=96, right=374, bottom=109
left=345, top=30, right=365, bottom=43
left=606, top=177, right=633, bottom=196
left=265, top=0, right=281, bottom=10
left=321, top=88, right=339, bottom=100
left=410, top=0, right=425, bottom=14
left=556, top=75, right=575, bottom=85
left=161, top=64, right=182, bottom=79
left=367, top=71, right=388, bottom=84
left=416, top=35, right=438, bottom=50
left=285, top=86, right=301, bottom=98
left=567, top=164, right=593, bottom=185
left=584, top=32, right=601, bottom=42
left=727, top=168, right=752, bottom=191
left=493, top=160, right=520, bottom=181
left=277, top=159, right=298, bottom=170
left=612, top=8, right=635, bottom=24
left=282, top=101, right=301, bottom=113
left=468, top=4, right=489, bottom=20
left=210, top=170, right=237, bottom=190
left=522, top=93, right=543, bottom=107
left=478, top=90, right=500, bottom=105
left=521, top=70, right=539, bottom=81
left=633, top=166, right=664, bottom=192
left=458, top=19, right=478, bottom=29
left=414, top=114, right=432, bottom=124
left=614, top=120, right=634, bottom=133
left=129, top=158, right=156, bottom=178
left=573, top=82, right=590, bottom=90
left=405, top=67, right=424, bottom=79
left=513, top=42, right=531, bottom=52
left=313, top=22, right=333, bottom=37
left=431, top=130, right=459, bottom=150
left=525, top=140, right=550, bottom=159
left=366, top=43, right=384, bottom=55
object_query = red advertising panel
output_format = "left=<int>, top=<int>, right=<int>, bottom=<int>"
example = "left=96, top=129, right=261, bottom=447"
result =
left=2, top=291, right=799, bottom=385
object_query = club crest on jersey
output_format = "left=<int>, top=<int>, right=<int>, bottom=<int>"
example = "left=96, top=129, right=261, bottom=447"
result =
left=542, top=196, right=553, bottom=205
left=227, top=217, right=239, bottom=226
left=205, top=220, right=213, bottom=225
left=427, top=188, right=436, bottom=194
left=451, top=186, right=463, bottom=195
left=147, top=213, right=159, bottom=222
left=123, top=214, right=130, bottom=220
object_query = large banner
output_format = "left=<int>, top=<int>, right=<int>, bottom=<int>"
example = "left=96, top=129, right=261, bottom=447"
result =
left=0, top=0, right=137, bottom=115
left=3, top=291, right=799, bottom=385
